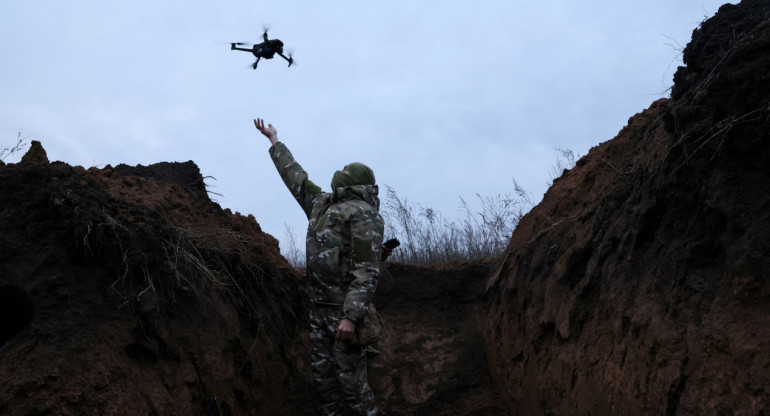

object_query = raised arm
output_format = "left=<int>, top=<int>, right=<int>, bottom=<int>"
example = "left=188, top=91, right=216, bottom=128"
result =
left=255, top=118, right=322, bottom=217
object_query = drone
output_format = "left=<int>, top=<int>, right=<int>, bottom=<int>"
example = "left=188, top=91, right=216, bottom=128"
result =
left=231, top=30, right=294, bottom=69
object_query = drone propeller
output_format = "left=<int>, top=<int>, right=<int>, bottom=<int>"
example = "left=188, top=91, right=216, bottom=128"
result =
left=261, top=24, right=273, bottom=40
left=230, top=41, right=252, bottom=51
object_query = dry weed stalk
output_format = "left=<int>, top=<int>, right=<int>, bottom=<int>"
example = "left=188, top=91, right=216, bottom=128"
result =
left=161, top=226, right=271, bottom=318
left=666, top=107, right=767, bottom=174
left=0, top=132, right=28, bottom=162
left=163, top=227, right=224, bottom=290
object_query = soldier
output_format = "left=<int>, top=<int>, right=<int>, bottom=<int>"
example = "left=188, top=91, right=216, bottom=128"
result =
left=254, top=118, right=383, bottom=416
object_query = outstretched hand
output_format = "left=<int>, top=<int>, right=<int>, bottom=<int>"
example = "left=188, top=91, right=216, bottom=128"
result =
left=254, top=118, right=279, bottom=145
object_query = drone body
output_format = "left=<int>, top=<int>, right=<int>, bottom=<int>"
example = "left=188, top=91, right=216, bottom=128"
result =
left=231, top=30, right=293, bottom=69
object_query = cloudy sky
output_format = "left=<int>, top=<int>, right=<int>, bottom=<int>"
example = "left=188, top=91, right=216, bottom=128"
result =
left=1, top=1, right=727, bottom=257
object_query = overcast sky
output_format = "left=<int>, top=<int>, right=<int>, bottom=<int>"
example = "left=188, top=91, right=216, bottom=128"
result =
left=1, top=1, right=728, bottom=257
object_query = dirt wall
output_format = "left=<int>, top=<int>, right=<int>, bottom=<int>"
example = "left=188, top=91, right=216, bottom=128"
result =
left=481, top=2, right=770, bottom=414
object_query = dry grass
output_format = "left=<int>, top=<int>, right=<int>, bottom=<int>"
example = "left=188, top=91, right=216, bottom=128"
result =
left=0, top=132, right=28, bottom=162
left=281, top=222, right=305, bottom=268
left=381, top=183, right=530, bottom=265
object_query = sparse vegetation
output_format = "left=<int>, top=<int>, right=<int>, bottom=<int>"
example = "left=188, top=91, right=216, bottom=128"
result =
left=282, top=222, right=305, bottom=268
left=548, top=147, right=579, bottom=185
left=0, top=132, right=28, bottom=162
left=380, top=183, right=531, bottom=265
left=377, top=147, right=578, bottom=265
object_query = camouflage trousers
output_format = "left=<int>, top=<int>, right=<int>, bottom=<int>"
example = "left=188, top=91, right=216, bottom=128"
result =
left=310, top=304, right=377, bottom=416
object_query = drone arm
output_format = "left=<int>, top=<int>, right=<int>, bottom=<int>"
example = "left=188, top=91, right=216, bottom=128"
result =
left=277, top=52, right=293, bottom=67
left=231, top=46, right=254, bottom=53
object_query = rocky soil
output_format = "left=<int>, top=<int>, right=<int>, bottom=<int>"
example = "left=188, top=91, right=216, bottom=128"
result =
left=1, top=1, right=768, bottom=415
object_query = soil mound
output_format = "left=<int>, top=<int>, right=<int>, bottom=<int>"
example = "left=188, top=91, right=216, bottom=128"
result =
left=481, top=1, right=770, bottom=414
left=0, top=153, right=313, bottom=415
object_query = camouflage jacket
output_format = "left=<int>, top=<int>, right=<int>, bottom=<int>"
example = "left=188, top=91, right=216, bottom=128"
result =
left=269, top=142, right=384, bottom=323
